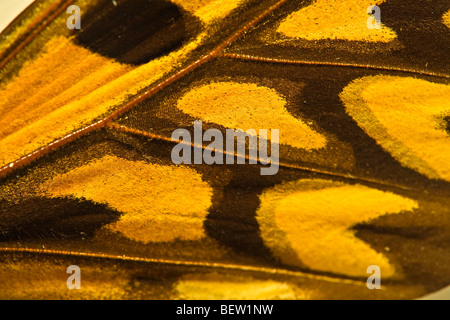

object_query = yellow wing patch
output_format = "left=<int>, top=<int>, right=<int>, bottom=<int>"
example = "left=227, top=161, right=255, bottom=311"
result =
left=0, top=0, right=61, bottom=53
left=256, top=179, right=418, bottom=277
left=176, top=81, right=327, bottom=150
left=171, top=0, right=245, bottom=24
left=0, top=259, right=130, bottom=300
left=175, top=274, right=300, bottom=299
left=443, top=10, right=450, bottom=28
left=341, top=75, right=450, bottom=182
left=277, top=0, right=397, bottom=42
left=0, top=31, right=206, bottom=168
left=40, top=155, right=213, bottom=243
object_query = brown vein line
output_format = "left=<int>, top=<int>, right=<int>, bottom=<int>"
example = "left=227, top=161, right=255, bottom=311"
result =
left=109, top=123, right=413, bottom=192
left=0, top=247, right=368, bottom=287
left=0, top=119, right=106, bottom=178
left=0, top=0, right=77, bottom=70
left=0, top=0, right=289, bottom=180
left=220, top=53, right=450, bottom=79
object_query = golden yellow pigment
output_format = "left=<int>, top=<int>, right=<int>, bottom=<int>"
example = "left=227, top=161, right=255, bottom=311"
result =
left=0, top=259, right=129, bottom=299
left=175, top=275, right=299, bottom=299
left=256, top=179, right=418, bottom=277
left=443, top=10, right=450, bottom=28
left=0, top=30, right=206, bottom=167
left=0, top=0, right=105, bottom=58
left=41, top=156, right=213, bottom=243
left=0, top=0, right=57, bottom=53
left=176, top=81, right=327, bottom=150
left=277, top=0, right=397, bottom=42
left=171, top=0, right=245, bottom=24
left=341, top=76, right=450, bottom=182
left=0, top=36, right=131, bottom=167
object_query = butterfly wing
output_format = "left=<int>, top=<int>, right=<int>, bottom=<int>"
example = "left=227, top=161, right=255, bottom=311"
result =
left=0, top=0, right=449, bottom=299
